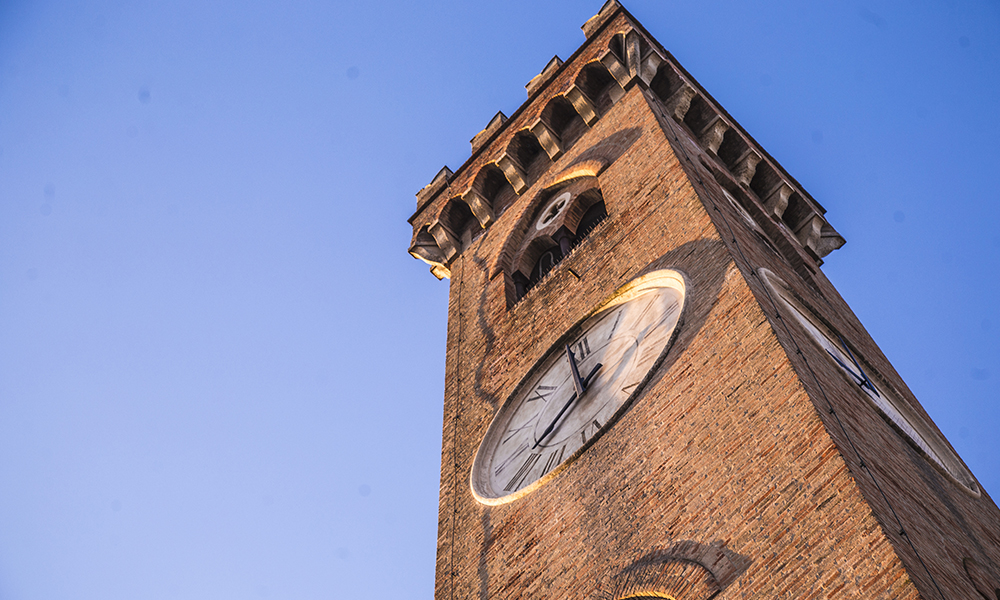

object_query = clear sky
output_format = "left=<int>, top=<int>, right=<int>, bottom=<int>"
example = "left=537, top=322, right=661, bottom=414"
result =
left=1, top=1, right=997, bottom=598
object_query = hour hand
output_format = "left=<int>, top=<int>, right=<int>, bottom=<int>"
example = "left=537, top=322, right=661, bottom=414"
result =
left=565, top=344, right=587, bottom=396
left=533, top=362, right=602, bottom=449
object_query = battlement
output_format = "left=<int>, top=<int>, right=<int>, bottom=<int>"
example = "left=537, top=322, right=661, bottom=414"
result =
left=408, top=1, right=844, bottom=279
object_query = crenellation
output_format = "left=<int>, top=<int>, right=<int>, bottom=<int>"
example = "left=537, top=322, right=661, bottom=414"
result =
left=415, top=166, right=453, bottom=212
left=526, top=56, right=564, bottom=98
left=471, top=111, right=508, bottom=154
left=582, top=0, right=623, bottom=39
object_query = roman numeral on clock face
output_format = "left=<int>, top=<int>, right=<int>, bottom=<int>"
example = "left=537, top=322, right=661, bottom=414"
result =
left=494, top=442, right=529, bottom=477
left=574, top=337, right=591, bottom=359
left=502, top=422, right=533, bottom=444
left=526, top=385, right=556, bottom=403
left=505, top=452, right=541, bottom=491
left=541, top=445, right=565, bottom=476
left=608, top=310, right=623, bottom=339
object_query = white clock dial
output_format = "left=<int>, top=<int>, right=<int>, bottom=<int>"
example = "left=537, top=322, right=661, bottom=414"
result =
left=760, top=269, right=979, bottom=496
left=471, top=270, right=686, bottom=505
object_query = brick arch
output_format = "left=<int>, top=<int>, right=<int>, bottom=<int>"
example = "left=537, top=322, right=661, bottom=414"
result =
left=504, top=128, right=549, bottom=184
left=469, top=162, right=516, bottom=220
left=613, top=560, right=717, bottom=600
left=649, top=62, right=685, bottom=105
left=539, top=94, right=587, bottom=151
left=595, top=542, right=748, bottom=600
left=574, top=60, right=622, bottom=116
left=608, top=31, right=626, bottom=65
left=436, top=196, right=477, bottom=243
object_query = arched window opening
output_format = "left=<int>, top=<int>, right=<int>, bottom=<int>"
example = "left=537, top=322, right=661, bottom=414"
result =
left=574, top=200, right=608, bottom=243
left=507, top=181, right=608, bottom=306
left=530, top=246, right=561, bottom=286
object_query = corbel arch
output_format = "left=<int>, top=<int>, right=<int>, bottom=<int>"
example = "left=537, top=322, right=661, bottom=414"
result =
left=498, top=128, right=550, bottom=194
left=574, top=60, right=623, bottom=116
left=538, top=94, right=587, bottom=152
left=436, top=196, right=478, bottom=245
left=470, top=162, right=517, bottom=220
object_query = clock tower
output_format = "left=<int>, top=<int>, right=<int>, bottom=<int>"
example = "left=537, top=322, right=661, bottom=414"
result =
left=406, top=3, right=1000, bottom=599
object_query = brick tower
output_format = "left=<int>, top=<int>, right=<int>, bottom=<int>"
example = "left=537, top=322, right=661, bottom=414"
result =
left=406, top=3, right=1000, bottom=599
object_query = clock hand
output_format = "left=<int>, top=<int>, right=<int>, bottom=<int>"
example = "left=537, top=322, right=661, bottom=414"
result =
left=533, top=363, right=602, bottom=449
left=828, top=335, right=880, bottom=397
left=565, top=344, right=587, bottom=396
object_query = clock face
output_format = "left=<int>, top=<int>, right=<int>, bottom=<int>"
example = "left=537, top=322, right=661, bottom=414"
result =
left=471, top=269, right=686, bottom=505
left=759, top=269, right=979, bottom=496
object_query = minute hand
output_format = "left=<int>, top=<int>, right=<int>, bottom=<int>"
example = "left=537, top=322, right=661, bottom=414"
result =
left=566, top=344, right=587, bottom=396
left=533, top=363, right=602, bottom=449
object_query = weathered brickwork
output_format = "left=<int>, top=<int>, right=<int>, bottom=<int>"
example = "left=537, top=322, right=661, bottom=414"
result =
left=416, top=5, right=1000, bottom=600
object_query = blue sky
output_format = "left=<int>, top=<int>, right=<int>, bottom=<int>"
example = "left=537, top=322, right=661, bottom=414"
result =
left=1, top=1, right=997, bottom=598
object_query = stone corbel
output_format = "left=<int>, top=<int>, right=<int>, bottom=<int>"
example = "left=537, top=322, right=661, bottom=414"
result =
left=530, top=120, right=564, bottom=161
left=794, top=213, right=824, bottom=260
left=762, top=182, right=791, bottom=219
left=625, top=29, right=643, bottom=83
left=600, top=50, right=629, bottom=89
left=665, top=83, right=697, bottom=122
left=733, top=151, right=761, bottom=187
left=497, top=154, right=528, bottom=194
left=566, top=86, right=600, bottom=126
left=640, top=51, right=663, bottom=86
left=463, top=189, right=494, bottom=228
left=699, top=118, right=729, bottom=154
left=429, top=264, right=451, bottom=279
left=815, top=222, right=846, bottom=258
left=429, top=221, right=461, bottom=262
left=409, top=234, right=451, bottom=280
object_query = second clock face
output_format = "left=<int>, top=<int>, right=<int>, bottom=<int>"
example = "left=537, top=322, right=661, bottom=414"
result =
left=471, top=270, right=686, bottom=505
